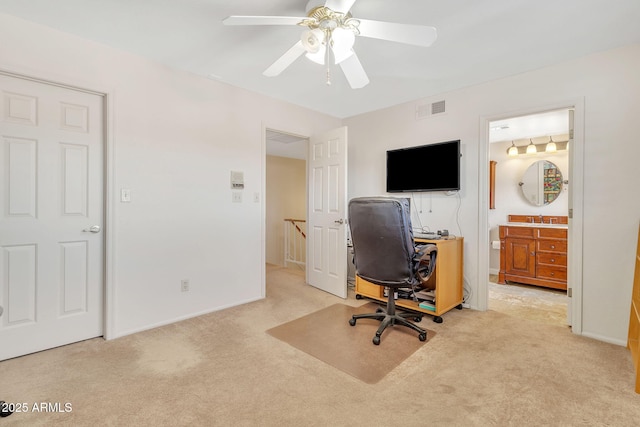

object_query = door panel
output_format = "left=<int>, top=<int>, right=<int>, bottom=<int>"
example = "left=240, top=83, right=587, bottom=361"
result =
left=307, top=126, right=347, bottom=298
left=0, top=74, right=104, bottom=361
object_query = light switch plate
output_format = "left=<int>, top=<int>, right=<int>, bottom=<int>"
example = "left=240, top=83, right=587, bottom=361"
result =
left=232, top=192, right=242, bottom=203
left=121, top=189, right=131, bottom=202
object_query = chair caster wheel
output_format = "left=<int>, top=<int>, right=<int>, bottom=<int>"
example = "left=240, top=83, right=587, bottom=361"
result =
left=433, top=316, right=443, bottom=323
left=456, top=303, right=463, bottom=310
left=355, top=294, right=363, bottom=300
left=349, top=318, right=356, bottom=326
left=0, top=401, right=12, bottom=418
left=373, top=335, right=381, bottom=345
left=419, top=333, right=427, bottom=342
left=414, top=316, right=422, bottom=322
left=375, top=307, right=384, bottom=314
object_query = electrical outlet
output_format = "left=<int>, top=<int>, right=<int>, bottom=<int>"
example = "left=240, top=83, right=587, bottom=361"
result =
left=181, top=279, right=189, bottom=292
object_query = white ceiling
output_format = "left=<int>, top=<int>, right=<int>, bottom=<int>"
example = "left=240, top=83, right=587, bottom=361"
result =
left=1, top=0, right=639, bottom=119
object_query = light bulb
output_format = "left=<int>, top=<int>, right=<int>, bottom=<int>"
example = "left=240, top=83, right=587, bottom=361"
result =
left=507, top=142, right=518, bottom=156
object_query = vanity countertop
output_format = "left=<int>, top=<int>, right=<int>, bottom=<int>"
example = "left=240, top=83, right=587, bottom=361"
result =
left=501, top=222, right=568, bottom=229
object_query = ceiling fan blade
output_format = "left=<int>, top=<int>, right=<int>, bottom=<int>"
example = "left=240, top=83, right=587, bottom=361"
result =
left=357, top=19, right=437, bottom=47
left=223, top=16, right=310, bottom=26
left=263, top=41, right=307, bottom=77
left=324, top=0, right=357, bottom=14
left=339, top=52, right=369, bottom=89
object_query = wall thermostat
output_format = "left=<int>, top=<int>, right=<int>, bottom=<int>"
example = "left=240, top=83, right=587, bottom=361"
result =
left=230, top=171, right=244, bottom=189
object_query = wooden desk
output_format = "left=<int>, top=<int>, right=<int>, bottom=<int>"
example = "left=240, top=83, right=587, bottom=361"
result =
left=354, top=237, right=464, bottom=323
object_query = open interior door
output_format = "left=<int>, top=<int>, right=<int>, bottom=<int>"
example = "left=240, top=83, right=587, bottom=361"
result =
left=306, top=126, right=348, bottom=298
left=567, top=108, right=575, bottom=327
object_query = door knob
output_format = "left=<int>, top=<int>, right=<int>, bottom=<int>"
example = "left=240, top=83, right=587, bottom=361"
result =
left=334, top=219, right=344, bottom=225
left=83, top=225, right=101, bottom=233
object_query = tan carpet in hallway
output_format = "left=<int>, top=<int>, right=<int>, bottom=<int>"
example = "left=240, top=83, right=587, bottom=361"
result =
left=0, top=265, right=638, bottom=426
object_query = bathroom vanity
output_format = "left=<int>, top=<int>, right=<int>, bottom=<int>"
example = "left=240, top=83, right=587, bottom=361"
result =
left=498, top=215, right=568, bottom=290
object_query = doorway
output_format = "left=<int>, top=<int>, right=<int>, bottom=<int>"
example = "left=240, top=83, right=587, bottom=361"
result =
left=485, top=107, right=577, bottom=327
left=264, top=129, right=308, bottom=275
left=263, top=126, right=350, bottom=300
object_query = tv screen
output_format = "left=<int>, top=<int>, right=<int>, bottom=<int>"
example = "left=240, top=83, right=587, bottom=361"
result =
left=386, top=140, right=461, bottom=192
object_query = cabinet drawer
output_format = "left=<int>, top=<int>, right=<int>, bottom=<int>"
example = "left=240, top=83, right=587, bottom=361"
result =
left=503, top=226, right=535, bottom=238
left=537, top=239, right=567, bottom=253
left=537, top=228, right=567, bottom=239
left=537, top=253, right=567, bottom=267
left=537, top=265, right=567, bottom=281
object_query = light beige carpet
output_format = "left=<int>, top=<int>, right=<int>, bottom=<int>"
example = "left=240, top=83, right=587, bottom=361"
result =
left=1, top=265, right=639, bottom=426
left=266, top=302, right=436, bottom=384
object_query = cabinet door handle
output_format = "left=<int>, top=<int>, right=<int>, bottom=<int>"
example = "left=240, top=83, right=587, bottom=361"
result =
left=530, top=252, right=535, bottom=256
left=550, top=258, right=555, bottom=263
left=550, top=245, right=556, bottom=249
left=550, top=272, right=555, bottom=276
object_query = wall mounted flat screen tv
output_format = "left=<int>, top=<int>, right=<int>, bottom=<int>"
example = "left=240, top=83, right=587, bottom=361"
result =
left=386, top=140, right=461, bottom=192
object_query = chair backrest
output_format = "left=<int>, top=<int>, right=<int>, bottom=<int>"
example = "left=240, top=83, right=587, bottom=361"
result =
left=348, top=197, right=416, bottom=287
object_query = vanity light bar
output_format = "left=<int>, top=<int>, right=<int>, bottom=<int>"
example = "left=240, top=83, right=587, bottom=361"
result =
left=506, top=140, right=569, bottom=156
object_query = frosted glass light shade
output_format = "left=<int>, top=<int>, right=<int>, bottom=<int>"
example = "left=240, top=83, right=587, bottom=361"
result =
left=301, top=28, right=324, bottom=53
left=305, top=44, right=326, bottom=64
left=526, top=142, right=537, bottom=154
left=331, top=27, right=355, bottom=64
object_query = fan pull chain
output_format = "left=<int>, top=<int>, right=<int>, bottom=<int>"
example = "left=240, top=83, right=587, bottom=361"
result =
left=325, top=33, right=331, bottom=85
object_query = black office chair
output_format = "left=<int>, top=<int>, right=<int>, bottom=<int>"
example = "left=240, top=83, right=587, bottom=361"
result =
left=348, top=197, right=437, bottom=345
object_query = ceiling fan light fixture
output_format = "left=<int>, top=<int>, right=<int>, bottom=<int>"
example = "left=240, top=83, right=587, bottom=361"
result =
left=305, top=44, right=326, bottom=64
left=301, top=28, right=324, bottom=53
left=331, top=27, right=356, bottom=63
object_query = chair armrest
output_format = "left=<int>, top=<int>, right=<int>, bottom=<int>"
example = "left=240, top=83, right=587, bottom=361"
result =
left=414, top=244, right=437, bottom=286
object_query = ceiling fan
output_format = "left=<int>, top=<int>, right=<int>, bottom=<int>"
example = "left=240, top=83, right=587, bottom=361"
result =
left=223, top=0, right=437, bottom=89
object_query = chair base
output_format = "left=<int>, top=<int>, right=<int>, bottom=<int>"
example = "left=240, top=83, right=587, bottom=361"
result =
left=349, top=298, right=427, bottom=345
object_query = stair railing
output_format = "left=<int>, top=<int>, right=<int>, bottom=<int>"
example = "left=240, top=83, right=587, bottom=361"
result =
left=284, top=219, right=306, bottom=268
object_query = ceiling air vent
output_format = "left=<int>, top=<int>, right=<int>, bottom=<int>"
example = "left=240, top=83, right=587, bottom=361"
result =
left=415, top=100, right=446, bottom=120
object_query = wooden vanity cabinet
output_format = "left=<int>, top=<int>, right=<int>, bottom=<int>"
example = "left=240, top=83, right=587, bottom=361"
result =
left=498, top=225, right=567, bottom=290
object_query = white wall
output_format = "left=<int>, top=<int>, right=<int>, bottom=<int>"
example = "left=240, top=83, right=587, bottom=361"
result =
left=345, top=43, right=640, bottom=344
left=0, top=13, right=341, bottom=337
left=489, top=139, right=569, bottom=272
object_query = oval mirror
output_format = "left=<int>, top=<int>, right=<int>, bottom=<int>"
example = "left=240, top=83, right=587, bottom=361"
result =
left=519, top=160, right=563, bottom=206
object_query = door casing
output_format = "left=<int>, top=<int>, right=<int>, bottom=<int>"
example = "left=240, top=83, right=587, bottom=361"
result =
left=478, top=99, right=585, bottom=334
